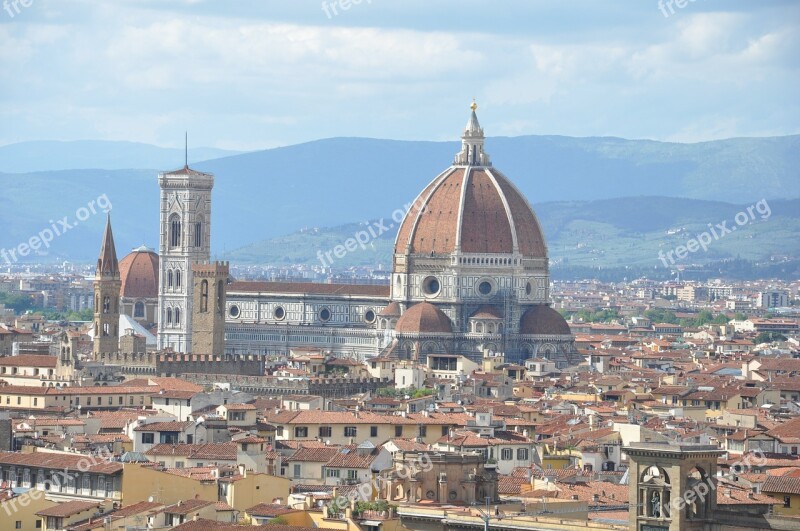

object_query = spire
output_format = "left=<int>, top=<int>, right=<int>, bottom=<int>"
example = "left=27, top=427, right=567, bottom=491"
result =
left=454, top=101, right=491, bottom=166
left=97, top=214, right=119, bottom=276
left=465, top=100, right=482, bottom=134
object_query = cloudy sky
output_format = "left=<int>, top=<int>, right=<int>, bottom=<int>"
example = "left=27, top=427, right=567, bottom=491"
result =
left=1, top=0, right=798, bottom=150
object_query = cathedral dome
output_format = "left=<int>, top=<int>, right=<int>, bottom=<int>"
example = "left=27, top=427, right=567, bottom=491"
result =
left=119, top=245, right=159, bottom=298
left=394, top=302, right=453, bottom=334
left=394, top=105, right=546, bottom=258
left=520, top=305, right=571, bottom=335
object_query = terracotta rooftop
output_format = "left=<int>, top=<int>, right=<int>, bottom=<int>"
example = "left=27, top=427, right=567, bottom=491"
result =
left=119, top=247, right=159, bottom=298
left=394, top=166, right=546, bottom=257
left=395, top=302, right=452, bottom=334
left=520, top=305, right=571, bottom=335
left=36, top=500, right=101, bottom=518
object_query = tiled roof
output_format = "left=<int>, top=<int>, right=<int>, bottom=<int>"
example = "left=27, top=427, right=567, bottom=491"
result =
left=134, top=421, right=193, bottom=432
left=222, top=403, right=256, bottom=410
left=395, top=302, right=452, bottom=334
left=36, top=500, right=101, bottom=517
left=119, top=248, right=159, bottom=298
left=498, top=475, right=528, bottom=495
left=0, top=451, right=122, bottom=474
left=145, top=442, right=237, bottom=461
left=762, top=476, right=800, bottom=495
left=165, top=499, right=215, bottom=515
left=245, top=503, right=300, bottom=517
left=325, top=445, right=381, bottom=469
left=286, top=446, right=341, bottom=463
left=89, top=409, right=161, bottom=430
left=384, top=438, right=430, bottom=452
left=520, top=305, right=571, bottom=335
left=0, top=354, right=58, bottom=367
left=767, top=417, right=800, bottom=444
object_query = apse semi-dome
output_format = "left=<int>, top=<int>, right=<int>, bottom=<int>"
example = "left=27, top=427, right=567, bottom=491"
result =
left=520, top=305, right=571, bottom=335
left=394, top=302, right=453, bottom=334
left=394, top=103, right=546, bottom=259
left=119, top=245, right=159, bottom=298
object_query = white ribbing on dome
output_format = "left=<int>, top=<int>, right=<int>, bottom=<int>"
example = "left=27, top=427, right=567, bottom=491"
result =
left=454, top=101, right=491, bottom=167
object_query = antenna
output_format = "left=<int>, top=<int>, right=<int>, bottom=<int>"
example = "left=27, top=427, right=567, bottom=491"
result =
left=185, top=131, right=188, bottom=168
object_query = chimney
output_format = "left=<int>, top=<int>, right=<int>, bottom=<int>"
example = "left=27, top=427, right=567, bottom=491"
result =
left=571, top=495, right=579, bottom=501
left=592, top=494, right=599, bottom=502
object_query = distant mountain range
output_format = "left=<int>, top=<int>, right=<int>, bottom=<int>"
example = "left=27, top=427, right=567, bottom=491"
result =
left=0, top=140, right=243, bottom=172
left=0, top=135, right=797, bottom=275
left=226, top=197, right=800, bottom=270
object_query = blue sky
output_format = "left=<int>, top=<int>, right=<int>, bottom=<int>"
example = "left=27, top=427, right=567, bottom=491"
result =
left=0, top=0, right=798, bottom=150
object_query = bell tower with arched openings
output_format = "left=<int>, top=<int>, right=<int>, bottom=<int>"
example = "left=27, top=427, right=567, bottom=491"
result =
left=93, top=215, right=121, bottom=360
left=625, top=442, right=723, bottom=531
left=157, top=161, right=213, bottom=352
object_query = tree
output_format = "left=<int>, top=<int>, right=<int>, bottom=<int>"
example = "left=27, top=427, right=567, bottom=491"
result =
left=755, top=332, right=786, bottom=344
left=0, top=292, right=35, bottom=313
left=711, top=314, right=730, bottom=325
left=645, top=308, right=678, bottom=324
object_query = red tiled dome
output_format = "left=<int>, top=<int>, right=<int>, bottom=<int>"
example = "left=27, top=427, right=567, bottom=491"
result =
left=379, top=302, right=403, bottom=318
left=395, top=302, right=452, bottom=334
left=394, top=167, right=546, bottom=257
left=119, top=246, right=159, bottom=298
left=520, top=305, right=571, bottom=335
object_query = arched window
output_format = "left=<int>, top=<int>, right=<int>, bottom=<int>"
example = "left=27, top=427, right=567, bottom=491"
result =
left=166, top=308, right=172, bottom=325
left=174, top=308, right=181, bottom=325
left=200, top=280, right=208, bottom=313
left=194, top=218, right=203, bottom=248
left=103, top=296, right=110, bottom=314
left=175, top=270, right=181, bottom=288
left=169, top=214, right=181, bottom=248
left=134, top=301, right=145, bottom=318
left=167, top=270, right=173, bottom=288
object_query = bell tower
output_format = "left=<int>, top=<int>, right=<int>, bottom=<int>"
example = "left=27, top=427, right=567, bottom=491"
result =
left=625, top=442, right=723, bottom=531
left=93, top=215, right=121, bottom=360
left=157, top=159, right=214, bottom=352
left=191, top=261, right=228, bottom=355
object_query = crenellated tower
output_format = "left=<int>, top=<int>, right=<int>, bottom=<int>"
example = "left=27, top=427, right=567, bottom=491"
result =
left=191, top=261, right=228, bottom=355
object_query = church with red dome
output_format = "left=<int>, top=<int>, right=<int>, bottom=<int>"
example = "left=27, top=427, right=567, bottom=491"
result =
left=222, top=104, right=579, bottom=366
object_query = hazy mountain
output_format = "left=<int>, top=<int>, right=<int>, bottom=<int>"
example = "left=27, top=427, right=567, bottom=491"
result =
left=225, top=197, right=800, bottom=271
left=0, top=134, right=797, bottom=264
left=0, top=140, right=243, bottom=173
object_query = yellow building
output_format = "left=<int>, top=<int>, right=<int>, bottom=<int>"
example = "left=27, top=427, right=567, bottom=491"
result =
left=762, top=476, right=800, bottom=516
left=0, top=491, right=58, bottom=531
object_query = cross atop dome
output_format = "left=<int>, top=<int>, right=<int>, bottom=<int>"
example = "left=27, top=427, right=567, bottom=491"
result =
left=454, top=101, right=491, bottom=166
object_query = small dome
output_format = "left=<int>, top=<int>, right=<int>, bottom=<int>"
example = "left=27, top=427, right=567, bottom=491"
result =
left=379, top=302, right=403, bottom=318
left=520, top=305, right=570, bottom=335
left=119, top=247, right=159, bottom=298
left=470, top=305, right=503, bottom=320
left=395, top=302, right=452, bottom=334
